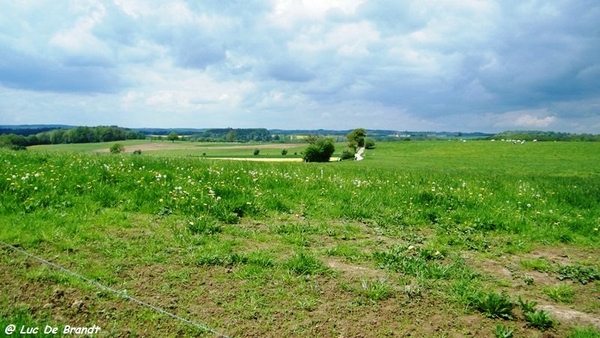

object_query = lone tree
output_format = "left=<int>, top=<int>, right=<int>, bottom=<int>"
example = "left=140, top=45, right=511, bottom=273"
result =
left=167, top=131, right=179, bottom=143
left=347, top=128, right=367, bottom=150
left=303, top=136, right=335, bottom=162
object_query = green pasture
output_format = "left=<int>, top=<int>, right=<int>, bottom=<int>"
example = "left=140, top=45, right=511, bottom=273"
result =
left=1, top=140, right=599, bottom=337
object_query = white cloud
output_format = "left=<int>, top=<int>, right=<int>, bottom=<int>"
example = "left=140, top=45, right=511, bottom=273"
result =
left=0, top=0, right=599, bottom=132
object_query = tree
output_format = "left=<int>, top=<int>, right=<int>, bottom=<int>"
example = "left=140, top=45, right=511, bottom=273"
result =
left=303, top=137, right=335, bottom=162
left=226, top=129, right=237, bottom=142
left=110, top=143, right=125, bottom=154
left=347, top=128, right=367, bottom=149
left=167, top=131, right=179, bottom=143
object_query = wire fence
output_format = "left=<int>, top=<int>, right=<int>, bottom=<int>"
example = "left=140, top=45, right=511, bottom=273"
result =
left=0, top=240, right=230, bottom=338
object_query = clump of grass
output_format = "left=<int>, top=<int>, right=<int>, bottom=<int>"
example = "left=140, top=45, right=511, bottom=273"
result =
left=197, top=253, right=248, bottom=267
left=358, top=279, right=394, bottom=301
left=544, top=284, right=574, bottom=303
left=524, top=310, right=554, bottom=330
left=520, top=258, right=554, bottom=273
left=284, top=252, right=330, bottom=276
left=568, top=326, right=600, bottom=338
left=473, top=292, right=515, bottom=319
left=187, top=217, right=222, bottom=235
left=494, top=324, right=514, bottom=338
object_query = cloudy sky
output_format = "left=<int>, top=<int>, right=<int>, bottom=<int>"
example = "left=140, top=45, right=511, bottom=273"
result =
left=1, top=0, right=599, bottom=132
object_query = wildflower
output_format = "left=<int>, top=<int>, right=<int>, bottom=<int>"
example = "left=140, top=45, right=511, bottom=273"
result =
left=159, top=198, right=164, bottom=203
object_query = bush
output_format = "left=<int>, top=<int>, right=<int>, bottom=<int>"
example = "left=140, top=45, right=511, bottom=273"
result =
left=340, top=148, right=355, bottom=160
left=110, top=143, right=125, bottom=154
left=365, top=138, right=376, bottom=149
left=303, top=137, right=335, bottom=162
left=133, top=149, right=142, bottom=155
left=281, top=148, right=288, bottom=156
left=253, top=148, right=260, bottom=156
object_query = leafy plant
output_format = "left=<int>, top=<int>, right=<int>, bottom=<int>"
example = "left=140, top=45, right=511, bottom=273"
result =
left=494, top=324, right=514, bottom=338
left=524, top=310, right=554, bottom=330
left=517, top=296, right=538, bottom=314
left=558, top=265, right=600, bottom=285
left=253, top=148, right=260, bottom=155
left=474, top=292, right=515, bottom=319
left=281, top=148, right=288, bottom=156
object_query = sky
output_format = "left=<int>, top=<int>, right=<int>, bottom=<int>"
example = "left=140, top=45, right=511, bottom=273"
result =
left=1, top=0, right=599, bottom=133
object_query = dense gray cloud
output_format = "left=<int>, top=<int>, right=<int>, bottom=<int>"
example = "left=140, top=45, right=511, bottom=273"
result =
left=0, top=0, right=599, bottom=132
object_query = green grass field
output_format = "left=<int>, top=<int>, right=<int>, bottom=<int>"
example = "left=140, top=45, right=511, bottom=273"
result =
left=1, top=140, right=599, bottom=337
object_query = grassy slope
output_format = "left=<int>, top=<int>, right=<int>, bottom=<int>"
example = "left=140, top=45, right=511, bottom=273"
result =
left=1, top=141, right=599, bottom=337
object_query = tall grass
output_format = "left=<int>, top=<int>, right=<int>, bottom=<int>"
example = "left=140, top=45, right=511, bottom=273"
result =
left=1, top=144, right=599, bottom=250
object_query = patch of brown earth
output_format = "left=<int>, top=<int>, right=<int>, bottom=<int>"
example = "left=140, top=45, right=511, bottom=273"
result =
left=539, top=305, right=600, bottom=330
left=326, top=258, right=385, bottom=279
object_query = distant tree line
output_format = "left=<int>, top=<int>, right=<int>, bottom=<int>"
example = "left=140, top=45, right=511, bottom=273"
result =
left=491, top=130, right=600, bottom=142
left=0, top=126, right=145, bottom=150
left=188, top=128, right=272, bottom=142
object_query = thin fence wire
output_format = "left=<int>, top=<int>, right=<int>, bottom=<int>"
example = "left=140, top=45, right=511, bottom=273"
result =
left=0, top=240, right=230, bottom=338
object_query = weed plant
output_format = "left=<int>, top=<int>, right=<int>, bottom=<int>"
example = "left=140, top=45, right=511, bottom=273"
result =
left=524, top=310, right=554, bottom=330
left=473, top=292, right=515, bottom=319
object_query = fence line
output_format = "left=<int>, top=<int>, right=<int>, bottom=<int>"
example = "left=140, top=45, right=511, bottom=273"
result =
left=0, top=240, right=230, bottom=338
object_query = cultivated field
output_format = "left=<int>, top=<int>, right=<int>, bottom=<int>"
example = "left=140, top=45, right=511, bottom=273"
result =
left=1, top=141, right=599, bottom=337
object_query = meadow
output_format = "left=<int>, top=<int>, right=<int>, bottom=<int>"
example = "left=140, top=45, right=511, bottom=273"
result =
left=1, top=140, right=599, bottom=337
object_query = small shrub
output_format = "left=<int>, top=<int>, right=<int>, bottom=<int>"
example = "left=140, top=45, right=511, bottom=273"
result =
left=340, top=148, right=354, bottom=161
left=281, top=148, right=288, bottom=156
left=474, top=292, right=515, bottom=319
left=494, top=324, right=514, bottom=338
left=110, top=143, right=125, bottom=154
left=133, top=149, right=142, bottom=155
left=253, top=148, right=260, bottom=155
left=365, top=138, right=376, bottom=149
left=524, top=310, right=554, bottom=330
left=544, top=284, right=574, bottom=303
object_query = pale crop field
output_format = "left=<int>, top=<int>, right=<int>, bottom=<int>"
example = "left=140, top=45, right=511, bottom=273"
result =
left=1, top=140, right=599, bottom=337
